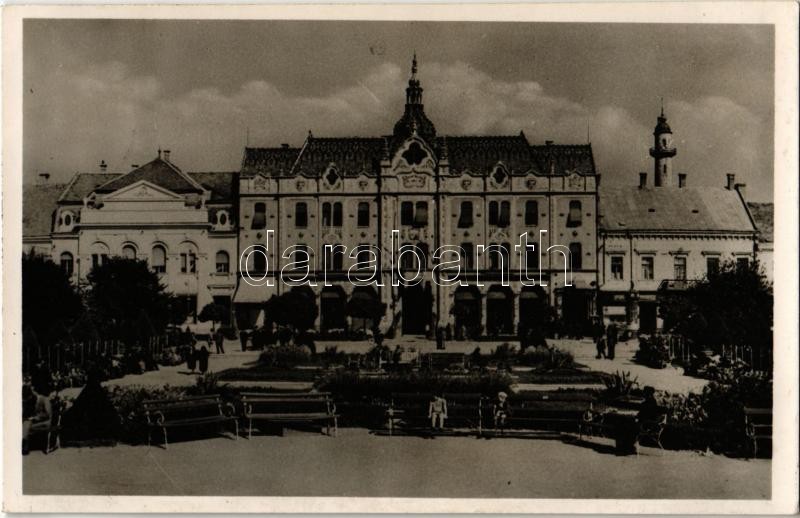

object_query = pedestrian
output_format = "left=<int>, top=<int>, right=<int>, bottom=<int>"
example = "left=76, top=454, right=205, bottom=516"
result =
left=239, top=330, right=248, bottom=352
left=606, top=321, right=619, bottom=360
left=186, top=336, right=198, bottom=373
left=435, top=325, right=445, bottom=350
left=22, top=384, right=52, bottom=454
left=214, top=329, right=225, bottom=354
left=197, top=345, right=210, bottom=374
left=594, top=318, right=606, bottom=359
left=492, top=391, right=511, bottom=434
left=428, top=393, right=447, bottom=430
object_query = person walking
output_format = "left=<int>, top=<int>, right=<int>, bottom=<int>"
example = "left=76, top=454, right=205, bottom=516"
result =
left=239, top=330, right=248, bottom=352
left=214, top=329, right=225, bottom=354
left=186, top=335, right=198, bottom=373
left=197, top=345, right=210, bottom=374
left=593, top=318, right=606, bottom=359
left=606, top=322, right=619, bottom=360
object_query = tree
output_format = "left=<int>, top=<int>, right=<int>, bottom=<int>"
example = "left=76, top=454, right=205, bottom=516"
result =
left=345, top=296, right=386, bottom=332
left=659, top=259, right=772, bottom=353
left=22, top=252, right=83, bottom=349
left=85, top=257, right=178, bottom=345
left=198, top=303, right=227, bottom=332
left=262, top=290, right=318, bottom=334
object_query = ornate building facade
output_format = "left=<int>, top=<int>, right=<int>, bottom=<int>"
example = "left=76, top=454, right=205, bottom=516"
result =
left=234, top=57, right=599, bottom=337
left=597, top=111, right=759, bottom=333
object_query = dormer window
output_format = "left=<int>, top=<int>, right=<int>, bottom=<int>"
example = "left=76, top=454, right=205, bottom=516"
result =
left=325, top=167, right=340, bottom=187
left=402, top=142, right=428, bottom=166
left=492, top=167, right=507, bottom=186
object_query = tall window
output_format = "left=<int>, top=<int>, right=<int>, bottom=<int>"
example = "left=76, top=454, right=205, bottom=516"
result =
left=180, top=250, right=197, bottom=274
left=417, top=242, right=429, bottom=269
left=356, top=245, right=371, bottom=269
left=60, top=252, right=74, bottom=277
left=569, top=242, right=582, bottom=270
left=707, top=257, right=720, bottom=276
left=121, top=245, right=136, bottom=260
left=295, top=202, right=308, bottom=228
left=324, top=245, right=345, bottom=271
left=498, top=201, right=511, bottom=228
left=674, top=256, right=687, bottom=280
left=322, top=202, right=332, bottom=227
left=400, top=243, right=417, bottom=270
left=357, top=202, right=370, bottom=227
left=525, top=200, right=539, bottom=226
left=611, top=255, right=624, bottom=280
left=401, top=202, right=414, bottom=226
left=567, top=200, right=582, bottom=227
left=488, top=243, right=508, bottom=271
left=253, top=245, right=267, bottom=272
left=414, top=201, right=428, bottom=227
left=216, top=251, right=230, bottom=273
left=641, top=256, right=654, bottom=280
left=458, top=201, right=474, bottom=228
left=461, top=243, right=474, bottom=270
left=333, top=202, right=343, bottom=227
left=488, top=201, right=499, bottom=226
left=252, top=202, right=267, bottom=229
left=151, top=245, right=166, bottom=273
left=526, top=244, right=539, bottom=270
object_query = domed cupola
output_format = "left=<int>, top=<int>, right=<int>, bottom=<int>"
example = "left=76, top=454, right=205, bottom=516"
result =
left=393, top=54, right=437, bottom=143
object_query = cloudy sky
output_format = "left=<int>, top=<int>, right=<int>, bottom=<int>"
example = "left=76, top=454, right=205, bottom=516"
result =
left=24, top=20, right=774, bottom=201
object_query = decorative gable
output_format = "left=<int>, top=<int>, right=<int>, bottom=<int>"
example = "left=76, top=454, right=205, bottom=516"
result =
left=101, top=180, right=184, bottom=202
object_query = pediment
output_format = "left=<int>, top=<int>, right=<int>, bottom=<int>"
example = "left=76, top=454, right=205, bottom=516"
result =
left=102, top=180, right=184, bottom=202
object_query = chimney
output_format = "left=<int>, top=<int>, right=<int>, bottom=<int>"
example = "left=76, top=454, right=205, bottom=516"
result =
left=281, top=143, right=290, bottom=149
left=678, top=173, right=686, bottom=188
left=131, top=164, right=139, bottom=169
left=99, top=160, right=107, bottom=172
left=726, top=173, right=735, bottom=190
left=38, top=173, right=50, bottom=183
left=163, top=149, right=171, bottom=162
left=735, top=182, right=747, bottom=200
left=639, top=172, right=647, bottom=189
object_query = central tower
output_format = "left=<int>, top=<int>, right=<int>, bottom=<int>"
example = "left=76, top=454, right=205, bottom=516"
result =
left=392, top=54, right=437, bottom=143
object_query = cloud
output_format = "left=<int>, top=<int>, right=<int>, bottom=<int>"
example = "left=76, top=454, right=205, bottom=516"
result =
left=24, top=60, right=772, bottom=200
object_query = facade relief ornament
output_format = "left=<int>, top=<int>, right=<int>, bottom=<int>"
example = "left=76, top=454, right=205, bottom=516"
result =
left=253, top=175, right=268, bottom=192
left=568, top=173, right=583, bottom=189
left=461, top=179, right=472, bottom=190
left=401, top=174, right=426, bottom=189
left=359, top=180, right=369, bottom=191
left=296, top=180, right=306, bottom=191
left=526, top=178, right=537, bottom=190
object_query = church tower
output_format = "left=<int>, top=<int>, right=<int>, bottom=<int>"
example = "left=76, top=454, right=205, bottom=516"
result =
left=649, top=105, right=677, bottom=187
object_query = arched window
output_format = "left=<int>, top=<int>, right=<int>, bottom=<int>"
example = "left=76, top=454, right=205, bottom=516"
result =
left=90, top=242, right=109, bottom=270
left=322, top=202, right=332, bottom=227
left=253, top=245, right=267, bottom=272
left=295, top=202, right=308, bottom=228
left=180, top=244, right=197, bottom=274
left=357, top=202, right=370, bottom=227
left=333, top=202, right=343, bottom=227
left=498, top=201, right=511, bottom=227
left=567, top=200, right=582, bottom=228
left=488, top=201, right=499, bottom=226
left=569, top=242, right=582, bottom=270
left=60, top=252, right=74, bottom=277
left=216, top=251, right=230, bottom=273
left=401, top=202, right=414, bottom=226
left=252, top=202, right=267, bottom=229
left=414, top=201, right=428, bottom=227
left=525, top=200, right=539, bottom=226
left=151, top=245, right=167, bottom=273
left=121, top=245, right=137, bottom=260
left=458, top=201, right=473, bottom=228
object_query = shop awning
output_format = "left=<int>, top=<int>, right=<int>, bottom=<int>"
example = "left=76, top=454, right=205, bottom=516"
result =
left=233, top=280, right=276, bottom=304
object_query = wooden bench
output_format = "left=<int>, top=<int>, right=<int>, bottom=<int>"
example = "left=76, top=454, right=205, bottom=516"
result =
left=385, top=393, right=482, bottom=436
left=240, top=392, right=338, bottom=438
left=484, top=392, right=595, bottom=437
left=142, top=395, right=238, bottom=448
left=421, top=352, right=467, bottom=372
left=744, top=407, right=772, bottom=458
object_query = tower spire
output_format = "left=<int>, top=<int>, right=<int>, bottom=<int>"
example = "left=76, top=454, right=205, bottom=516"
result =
left=660, top=96, right=665, bottom=117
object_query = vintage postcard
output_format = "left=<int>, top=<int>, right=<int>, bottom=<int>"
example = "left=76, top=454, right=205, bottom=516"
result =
left=2, top=2, right=798, bottom=514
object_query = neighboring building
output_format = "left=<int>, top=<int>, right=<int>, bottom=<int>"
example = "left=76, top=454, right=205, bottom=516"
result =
left=38, top=153, right=238, bottom=326
left=23, top=181, right=67, bottom=256
left=748, top=202, right=774, bottom=282
left=598, top=111, right=758, bottom=333
left=235, top=56, right=599, bottom=337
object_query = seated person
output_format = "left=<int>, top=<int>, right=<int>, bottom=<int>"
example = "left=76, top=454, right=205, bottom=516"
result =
left=637, top=386, right=662, bottom=422
left=22, top=384, right=52, bottom=454
left=493, top=391, right=511, bottom=431
left=428, top=394, right=448, bottom=430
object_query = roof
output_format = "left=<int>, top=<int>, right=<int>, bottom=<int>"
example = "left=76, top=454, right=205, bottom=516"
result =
left=59, top=173, right=121, bottom=203
left=95, top=157, right=203, bottom=194
left=599, top=186, right=756, bottom=233
left=747, top=202, right=774, bottom=243
left=241, top=134, right=596, bottom=178
left=23, top=183, right=67, bottom=238
left=188, top=172, right=238, bottom=202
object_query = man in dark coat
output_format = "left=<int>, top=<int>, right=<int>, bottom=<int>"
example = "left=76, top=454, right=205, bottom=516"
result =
left=606, top=322, right=619, bottom=360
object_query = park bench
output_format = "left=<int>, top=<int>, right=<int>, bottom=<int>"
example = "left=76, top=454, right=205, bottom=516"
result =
left=483, top=391, right=595, bottom=438
left=142, top=395, right=238, bottom=448
left=240, top=392, right=338, bottom=438
left=421, top=352, right=467, bottom=372
left=385, top=392, right=482, bottom=436
left=26, top=398, right=65, bottom=454
left=744, top=407, right=772, bottom=458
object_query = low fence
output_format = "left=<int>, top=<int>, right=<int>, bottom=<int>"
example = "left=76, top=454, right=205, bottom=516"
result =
left=661, top=334, right=772, bottom=373
left=23, top=335, right=173, bottom=376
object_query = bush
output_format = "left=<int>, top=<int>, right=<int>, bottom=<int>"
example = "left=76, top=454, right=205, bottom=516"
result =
left=258, top=344, right=313, bottom=368
left=602, top=370, right=639, bottom=398
left=518, top=346, right=575, bottom=369
left=634, top=335, right=670, bottom=368
left=316, top=370, right=513, bottom=404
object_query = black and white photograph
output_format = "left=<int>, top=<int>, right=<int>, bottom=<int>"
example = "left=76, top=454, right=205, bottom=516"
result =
left=3, top=3, right=798, bottom=513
